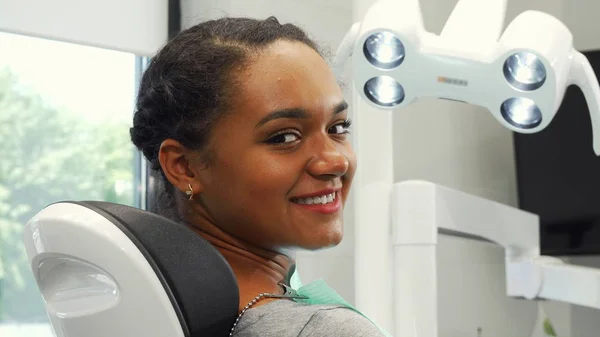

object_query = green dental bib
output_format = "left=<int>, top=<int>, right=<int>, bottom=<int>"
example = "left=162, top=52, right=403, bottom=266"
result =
left=288, top=268, right=393, bottom=337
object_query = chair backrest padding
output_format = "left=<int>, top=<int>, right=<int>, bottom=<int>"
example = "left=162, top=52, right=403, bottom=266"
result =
left=77, top=201, right=239, bottom=337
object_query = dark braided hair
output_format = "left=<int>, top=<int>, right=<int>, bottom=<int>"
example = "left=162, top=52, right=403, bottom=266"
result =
left=130, top=17, right=321, bottom=219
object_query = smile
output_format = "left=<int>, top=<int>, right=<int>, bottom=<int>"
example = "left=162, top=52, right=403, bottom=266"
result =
left=292, top=192, right=337, bottom=205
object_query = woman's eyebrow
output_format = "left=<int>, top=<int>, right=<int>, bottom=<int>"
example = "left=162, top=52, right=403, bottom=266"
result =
left=255, top=100, right=349, bottom=129
left=255, top=108, right=308, bottom=129
left=333, top=101, right=349, bottom=115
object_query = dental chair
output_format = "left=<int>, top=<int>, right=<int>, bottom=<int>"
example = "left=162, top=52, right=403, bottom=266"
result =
left=22, top=201, right=239, bottom=337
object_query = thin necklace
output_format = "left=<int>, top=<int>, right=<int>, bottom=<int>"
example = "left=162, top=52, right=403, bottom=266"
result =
left=229, top=283, right=308, bottom=336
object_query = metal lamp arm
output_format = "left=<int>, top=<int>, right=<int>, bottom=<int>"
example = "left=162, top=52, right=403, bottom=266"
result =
left=569, top=50, right=600, bottom=155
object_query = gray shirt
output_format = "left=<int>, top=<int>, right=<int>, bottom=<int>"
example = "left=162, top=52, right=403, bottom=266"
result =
left=232, top=299, right=386, bottom=336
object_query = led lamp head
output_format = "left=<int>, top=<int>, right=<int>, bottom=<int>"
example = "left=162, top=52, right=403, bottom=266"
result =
left=336, top=0, right=600, bottom=155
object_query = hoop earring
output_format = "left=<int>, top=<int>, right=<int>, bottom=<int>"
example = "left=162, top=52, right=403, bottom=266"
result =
left=185, top=183, right=194, bottom=201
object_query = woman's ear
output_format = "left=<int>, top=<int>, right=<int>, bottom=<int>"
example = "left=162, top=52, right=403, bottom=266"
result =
left=158, top=139, right=205, bottom=198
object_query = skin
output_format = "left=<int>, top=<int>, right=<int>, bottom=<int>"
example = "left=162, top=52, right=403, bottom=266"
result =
left=158, top=40, right=357, bottom=311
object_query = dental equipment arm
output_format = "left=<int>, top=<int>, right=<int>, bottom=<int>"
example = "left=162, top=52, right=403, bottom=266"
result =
left=569, top=51, right=600, bottom=155
left=534, top=259, right=600, bottom=308
left=392, top=181, right=600, bottom=337
left=432, top=183, right=600, bottom=310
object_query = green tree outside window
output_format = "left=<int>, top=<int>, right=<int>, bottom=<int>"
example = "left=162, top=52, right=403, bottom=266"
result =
left=0, top=67, right=136, bottom=322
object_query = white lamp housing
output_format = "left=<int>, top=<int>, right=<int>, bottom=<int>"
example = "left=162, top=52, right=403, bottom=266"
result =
left=339, top=0, right=600, bottom=155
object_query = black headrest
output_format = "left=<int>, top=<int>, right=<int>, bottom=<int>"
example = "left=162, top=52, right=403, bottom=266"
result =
left=74, top=201, right=239, bottom=337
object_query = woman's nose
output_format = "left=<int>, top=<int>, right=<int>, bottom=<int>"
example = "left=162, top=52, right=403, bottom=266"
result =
left=306, top=140, right=350, bottom=179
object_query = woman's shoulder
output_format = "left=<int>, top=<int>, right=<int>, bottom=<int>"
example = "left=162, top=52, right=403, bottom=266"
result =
left=233, top=299, right=385, bottom=337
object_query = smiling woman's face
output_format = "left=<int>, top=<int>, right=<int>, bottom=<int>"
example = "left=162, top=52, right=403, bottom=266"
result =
left=196, top=40, right=357, bottom=251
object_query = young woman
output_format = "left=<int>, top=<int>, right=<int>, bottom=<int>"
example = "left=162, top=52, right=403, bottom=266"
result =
left=130, top=16, right=384, bottom=336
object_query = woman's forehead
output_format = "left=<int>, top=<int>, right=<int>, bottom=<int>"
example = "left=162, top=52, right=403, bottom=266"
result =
left=234, top=41, right=342, bottom=116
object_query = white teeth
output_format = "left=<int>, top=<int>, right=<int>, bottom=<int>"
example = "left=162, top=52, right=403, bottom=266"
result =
left=295, top=191, right=337, bottom=205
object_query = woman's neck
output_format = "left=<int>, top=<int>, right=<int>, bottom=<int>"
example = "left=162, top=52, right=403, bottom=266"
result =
left=184, top=210, right=295, bottom=311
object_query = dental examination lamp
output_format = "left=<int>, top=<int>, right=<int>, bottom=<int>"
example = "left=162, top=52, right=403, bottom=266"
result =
left=335, top=0, right=600, bottom=336
left=335, top=0, right=600, bottom=155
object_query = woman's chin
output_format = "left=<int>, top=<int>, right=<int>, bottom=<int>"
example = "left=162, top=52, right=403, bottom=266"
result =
left=300, top=227, right=343, bottom=251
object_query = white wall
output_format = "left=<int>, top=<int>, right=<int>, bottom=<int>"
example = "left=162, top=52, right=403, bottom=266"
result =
left=562, top=1, right=600, bottom=51
left=0, top=0, right=168, bottom=56
left=182, top=0, right=351, bottom=54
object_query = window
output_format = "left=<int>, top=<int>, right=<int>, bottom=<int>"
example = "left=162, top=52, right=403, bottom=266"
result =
left=0, top=32, right=144, bottom=337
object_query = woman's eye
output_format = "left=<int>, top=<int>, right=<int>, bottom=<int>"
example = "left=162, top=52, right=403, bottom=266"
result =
left=329, top=119, right=352, bottom=135
left=266, top=132, right=301, bottom=144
